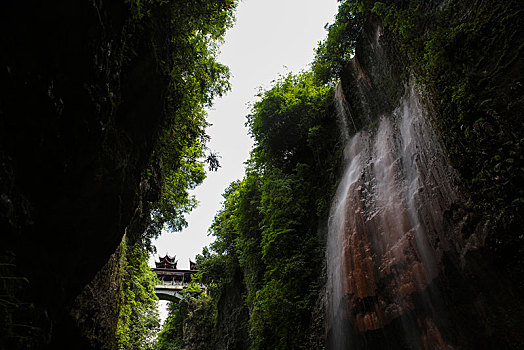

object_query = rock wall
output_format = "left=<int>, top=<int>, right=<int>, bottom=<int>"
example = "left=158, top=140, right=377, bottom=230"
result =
left=67, top=243, right=124, bottom=350
left=328, top=81, right=463, bottom=349
left=0, top=1, right=166, bottom=348
left=326, top=14, right=524, bottom=349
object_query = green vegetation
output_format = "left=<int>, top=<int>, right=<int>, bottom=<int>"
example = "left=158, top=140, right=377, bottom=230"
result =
left=117, top=0, right=523, bottom=348
left=155, top=0, right=523, bottom=348
left=122, top=0, right=238, bottom=237
left=155, top=286, right=213, bottom=350
left=312, top=1, right=364, bottom=83
left=158, top=71, right=343, bottom=349
left=116, top=236, right=160, bottom=350
left=87, top=1, right=239, bottom=348
left=222, top=72, right=341, bottom=350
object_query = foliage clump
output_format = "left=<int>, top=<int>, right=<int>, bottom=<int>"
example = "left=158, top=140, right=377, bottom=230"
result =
left=159, top=71, right=343, bottom=349
left=312, top=1, right=365, bottom=84
left=122, top=0, right=238, bottom=238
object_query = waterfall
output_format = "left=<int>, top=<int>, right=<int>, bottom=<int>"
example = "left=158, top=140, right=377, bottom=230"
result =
left=327, top=82, right=460, bottom=349
left=326, top=131, right=367, bottom=349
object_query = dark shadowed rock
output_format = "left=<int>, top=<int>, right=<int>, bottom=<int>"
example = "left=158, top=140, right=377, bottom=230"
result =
left=0, top=1, right=168, bottom=348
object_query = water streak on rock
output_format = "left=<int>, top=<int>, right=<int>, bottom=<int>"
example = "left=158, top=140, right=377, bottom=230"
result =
left=327, top=82, right=461, bottom=349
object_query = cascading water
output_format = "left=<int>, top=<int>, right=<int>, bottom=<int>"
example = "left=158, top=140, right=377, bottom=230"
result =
left=326, top=130, right=366, bottom=349
left=327, top=81, right=461, bottom=349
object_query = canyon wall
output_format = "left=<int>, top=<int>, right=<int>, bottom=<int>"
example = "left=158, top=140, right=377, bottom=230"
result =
left=326, top=8, right=523, bottom=349
left=0, top=1, right=171, bottom=348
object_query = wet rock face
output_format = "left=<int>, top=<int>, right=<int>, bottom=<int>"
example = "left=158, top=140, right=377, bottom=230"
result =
left=326, top=17, right=524, bottom=350
left=0, top=1, right=164, bottom=347
left=328, top=84, right=462, bottom=349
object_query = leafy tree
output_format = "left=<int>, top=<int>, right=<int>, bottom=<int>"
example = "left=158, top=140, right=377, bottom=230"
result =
left=247, top=72, right=333, bottom=171
left=187, top=71, right=342, bottom=349
left=312, top=0, right=365, bottom=83
left=122, top=0, right=238, bottom=238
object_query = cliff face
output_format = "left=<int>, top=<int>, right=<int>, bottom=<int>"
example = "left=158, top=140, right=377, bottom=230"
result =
left=0, top=1, right=165, bottom=347
left=329, top=79, right=466, bottom=349
left=327, top=5, right=523, bottom=349
left=67, top=244, right=124, bottom=350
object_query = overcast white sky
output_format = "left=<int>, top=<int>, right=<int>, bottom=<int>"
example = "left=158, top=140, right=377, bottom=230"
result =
left=150, top=0, right=339, bottom=270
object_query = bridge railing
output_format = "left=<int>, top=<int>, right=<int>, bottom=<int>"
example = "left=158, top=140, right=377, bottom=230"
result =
left=157, top=279, right=187, bottom=288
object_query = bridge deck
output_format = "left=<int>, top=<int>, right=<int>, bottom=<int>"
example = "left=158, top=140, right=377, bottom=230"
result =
left=152, top=265, right=200, bottom=301
left=154, top=280, right=205, bottom=301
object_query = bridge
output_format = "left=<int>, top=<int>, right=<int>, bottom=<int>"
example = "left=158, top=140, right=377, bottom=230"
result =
left=152, top=254, right=199, bottom=301
left=155, top=279, right=190, bottom=302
